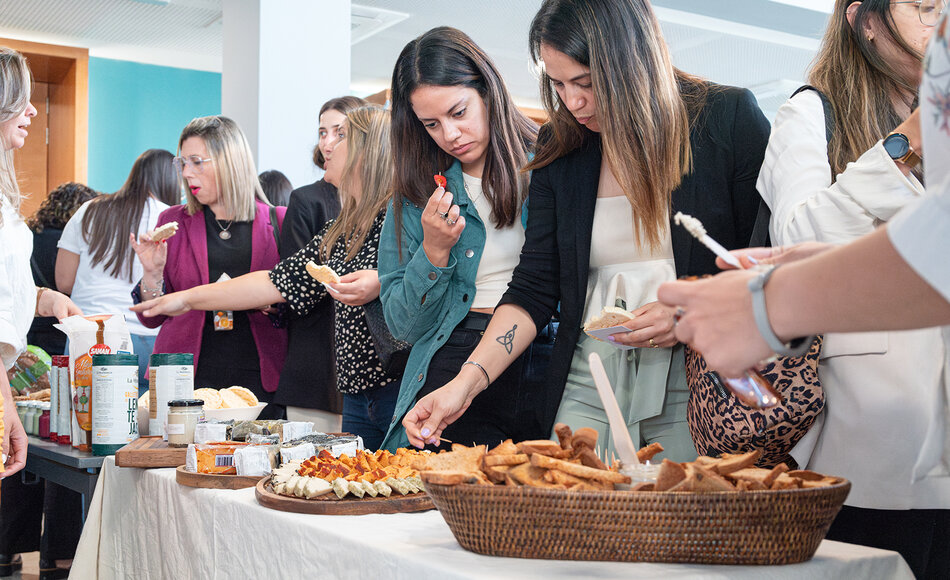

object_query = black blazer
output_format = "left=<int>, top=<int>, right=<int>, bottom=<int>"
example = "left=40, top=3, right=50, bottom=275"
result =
left=274, top=179, right=343, bottom=412
left=499, top=85, right=771, bottom=434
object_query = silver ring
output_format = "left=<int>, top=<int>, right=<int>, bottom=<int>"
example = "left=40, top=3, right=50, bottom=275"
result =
left=445, top=218, right=456, bottom=226
left=438, top=211, right=449, bottom=219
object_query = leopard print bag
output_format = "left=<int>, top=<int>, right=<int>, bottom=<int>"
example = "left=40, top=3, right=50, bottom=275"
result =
left=685, top=336, right=823, bottom=468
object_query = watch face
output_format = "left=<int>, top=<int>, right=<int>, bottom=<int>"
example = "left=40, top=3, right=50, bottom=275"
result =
left=884, top=133, right=910, bottom=159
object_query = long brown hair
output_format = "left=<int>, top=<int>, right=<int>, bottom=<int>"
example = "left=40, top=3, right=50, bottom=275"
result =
left=390, top=26, right=537, bottom=245
left=81, top=148, right=178, bottom=281
left=321, top=106, right=392, bottom=262
left=527, top=0, right=707, bottom=250
left=0, top=47, right=31, bottom=217
left=810, top=0, right=921, bottom=177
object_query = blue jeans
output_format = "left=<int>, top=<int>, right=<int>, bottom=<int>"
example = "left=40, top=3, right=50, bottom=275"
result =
left=342, top=381, right=400, bottom=451
left=131, top=334, right=157, bottom=397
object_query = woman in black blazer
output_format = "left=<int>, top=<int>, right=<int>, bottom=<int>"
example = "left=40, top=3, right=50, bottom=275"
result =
left=275, top=96, right=366, bottom=427
left=401, top=0, right=770, bottom=458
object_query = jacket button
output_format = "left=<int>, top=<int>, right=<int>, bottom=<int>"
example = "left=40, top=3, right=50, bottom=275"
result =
left=391, top=415, right=398, bottom=424
left=465, top=249, right=474, bottom=258
left=417, top=373, right=424, bottom=381
left=462, top=294, right=469, bottom=302
left=428, top=272, right=437, bottom=280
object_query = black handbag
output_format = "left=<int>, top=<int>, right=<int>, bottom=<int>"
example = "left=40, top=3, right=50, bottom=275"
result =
left=363, top=298, right=411, bottom=378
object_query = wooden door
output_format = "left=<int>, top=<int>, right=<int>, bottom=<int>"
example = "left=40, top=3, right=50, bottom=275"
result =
left=14, top=81, right=49, bottom=218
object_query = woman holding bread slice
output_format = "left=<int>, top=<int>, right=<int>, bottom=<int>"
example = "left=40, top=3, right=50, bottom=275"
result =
left=133, top=106, right=400, bottom=449
left=400, top=0, right=769, bottom=462
left=377, top=27, right=555, bottom=452
left=57, top=148, right=178, bottom=395
left=131, top=116, right=287, bottom=418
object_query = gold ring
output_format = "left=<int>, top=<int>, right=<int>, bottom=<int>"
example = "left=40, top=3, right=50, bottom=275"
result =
left=649, top=338, right=658, bottom=348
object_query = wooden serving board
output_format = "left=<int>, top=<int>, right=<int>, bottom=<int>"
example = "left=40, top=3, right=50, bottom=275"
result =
left=115, top=436, right=187, bottom=468
left=255, top=476, right=435, bottom=515
left=175, top=466, right=264, bottom=489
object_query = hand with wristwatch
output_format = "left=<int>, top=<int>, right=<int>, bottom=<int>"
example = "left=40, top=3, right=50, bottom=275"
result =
left=883, top=107, right=922, bottom=173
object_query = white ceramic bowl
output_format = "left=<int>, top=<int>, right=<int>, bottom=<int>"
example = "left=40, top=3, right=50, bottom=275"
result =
left=202, top=402, right=266, bottom=422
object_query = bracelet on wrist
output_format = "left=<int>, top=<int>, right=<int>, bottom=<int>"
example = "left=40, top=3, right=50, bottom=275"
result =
left=140, top=278, right=164, bottom=299
left=747, top=265, right=814, bottom=358
left=462, top=360, right=491, bottom=387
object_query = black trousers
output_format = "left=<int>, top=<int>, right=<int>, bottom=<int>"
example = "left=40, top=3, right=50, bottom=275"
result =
left=0, top=474, right=83, bottom=561
left=417, top=313, right=556, bottom=449
left=826, top=505, right=950, bottom=579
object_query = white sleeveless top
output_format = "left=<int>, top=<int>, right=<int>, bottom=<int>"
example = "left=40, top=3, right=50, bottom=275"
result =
left=463, top=173, right=525, bottom=309
left=584, top=195, right=676, bottom=322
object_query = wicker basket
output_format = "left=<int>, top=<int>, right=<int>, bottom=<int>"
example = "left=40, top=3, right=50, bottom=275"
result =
left=425, top=480, right=850, bottom=565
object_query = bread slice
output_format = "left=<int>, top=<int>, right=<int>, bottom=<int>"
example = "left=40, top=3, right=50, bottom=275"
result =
left=583, top=306, right=635, bottom=332
left=193, top=388, right=222, bottom=410
left=147, top=221, right=179, bottom=242
left=226, top=385, right=259, bottom=407
left=219, top=388, right=248, bottom=409
left=305, top=261, right=340, bottom=284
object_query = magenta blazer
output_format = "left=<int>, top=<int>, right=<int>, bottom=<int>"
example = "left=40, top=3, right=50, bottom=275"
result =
left=136, top=201, right=288, bottom=392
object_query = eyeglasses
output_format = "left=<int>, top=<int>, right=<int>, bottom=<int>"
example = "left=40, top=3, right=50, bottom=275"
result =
left=891, top=0, right=947, bottom=26
left=172, top=155, right=212, bottom=174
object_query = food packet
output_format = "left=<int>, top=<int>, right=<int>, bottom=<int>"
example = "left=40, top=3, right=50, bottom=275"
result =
left=55, top=314, right=133, bottom=450
left=229, top=419, right=286, bottom=441
left=6, top=346, right=51, bottom=395
left=185, top=441, right=249, bottom=474
left=194, top=421, right=231, bottom=445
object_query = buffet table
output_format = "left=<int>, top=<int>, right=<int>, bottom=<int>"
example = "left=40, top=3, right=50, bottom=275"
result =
left=71, top=458, right=914, bottom=580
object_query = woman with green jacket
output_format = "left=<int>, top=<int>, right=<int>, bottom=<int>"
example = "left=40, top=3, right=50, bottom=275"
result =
left=378, top=27, right=552, bottom=451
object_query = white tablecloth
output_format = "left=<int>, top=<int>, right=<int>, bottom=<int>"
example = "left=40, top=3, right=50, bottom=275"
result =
left=71, top=458, right=914, bottom=580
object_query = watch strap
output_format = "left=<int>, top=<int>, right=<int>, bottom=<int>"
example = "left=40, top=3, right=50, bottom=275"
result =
left=748, top=266, right=813, bottom=357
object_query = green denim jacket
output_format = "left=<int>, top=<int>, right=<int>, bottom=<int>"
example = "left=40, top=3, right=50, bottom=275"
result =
left=378, top=160, right=498, bottom=450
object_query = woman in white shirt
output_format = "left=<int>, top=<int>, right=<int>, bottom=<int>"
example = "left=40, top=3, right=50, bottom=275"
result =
left=755, top=1, right=946, bottom=575
left=56, top=148, right=179, bottom=394
left=0, top=47, right=79, bottom=477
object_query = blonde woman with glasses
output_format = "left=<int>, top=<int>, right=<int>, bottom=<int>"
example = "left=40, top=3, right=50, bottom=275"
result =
left=131, top=116, right=287, bottom=418
left=0, top=47, right=80, bottom=478
left=133, top=107, right=401, bottom=450
left=755, top=0, right=947, bottom=575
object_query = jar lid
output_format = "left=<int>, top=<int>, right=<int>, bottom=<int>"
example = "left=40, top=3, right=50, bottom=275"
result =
left=168, top=399, right=204, bottom=408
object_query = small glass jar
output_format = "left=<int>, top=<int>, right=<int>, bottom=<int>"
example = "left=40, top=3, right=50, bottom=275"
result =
left=15, top=402, right=27, bottom=430
left=24, top=402, right=38, bottom=436
left=167, top=399, right=204, bottom=448
left=38, top=402, right=51, bottom=439
left=32, top=402, right=44, bottom=436
left=618, top=461, right=661, bottom=490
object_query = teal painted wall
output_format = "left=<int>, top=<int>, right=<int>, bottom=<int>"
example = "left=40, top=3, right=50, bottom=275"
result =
left=88, top=58, right=221, bottom=193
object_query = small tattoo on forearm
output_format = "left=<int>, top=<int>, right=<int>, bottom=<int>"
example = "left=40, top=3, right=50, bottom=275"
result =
left=496, top=324, right=517, bottom=354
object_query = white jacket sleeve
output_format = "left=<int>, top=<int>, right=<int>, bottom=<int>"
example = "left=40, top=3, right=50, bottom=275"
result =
left=757, top=90, right=923, bottom=246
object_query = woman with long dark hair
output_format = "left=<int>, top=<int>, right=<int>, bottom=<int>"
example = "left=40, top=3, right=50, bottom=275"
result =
left=757, top=1, right=948, bottom=575
left=56, top=149, right=178, bottom=392
left=402, top=1, right=769, bottom=462
left=377, top=27, right=550, bottom=451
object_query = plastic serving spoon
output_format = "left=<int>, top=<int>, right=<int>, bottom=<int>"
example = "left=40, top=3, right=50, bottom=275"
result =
left=588, top=352, right=640, bottom=467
